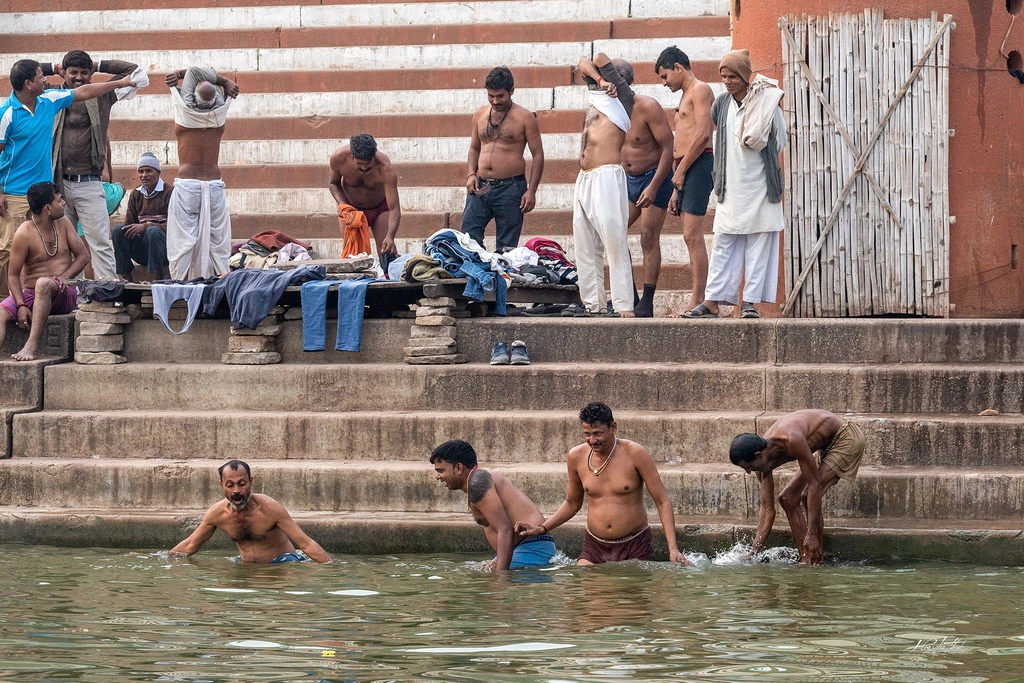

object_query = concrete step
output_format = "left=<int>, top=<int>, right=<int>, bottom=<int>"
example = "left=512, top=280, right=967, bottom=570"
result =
left=40, top=356, right=1024, bottom=415
left=2, top=458, right=1023, bottom=522
left=7, top=0, right=727, bottom=12
left=43, top=361, right=770, bottom=412
left=17, top=36, right=733, bottom=74
left=2, top=506, right=1022, bottom=564
left=109, top=82, right=725, bottom=121
left=14, top=409, right=1024, bottom=469
left=10, top=18, right=732, bottom=55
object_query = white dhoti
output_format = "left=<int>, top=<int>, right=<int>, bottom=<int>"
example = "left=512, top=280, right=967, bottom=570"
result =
left=572, top=164, right=633, bottom=313
left=166, top=178, right=231, bottom=280
left=704, top=231, right=780, bottom=304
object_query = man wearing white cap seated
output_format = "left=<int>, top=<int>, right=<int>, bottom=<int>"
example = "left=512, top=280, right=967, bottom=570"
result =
left=112, top=152, right=173, bottom=282
left=571, top=52, right=635, bottom=317
left=163, top=66, right=238, bottom=280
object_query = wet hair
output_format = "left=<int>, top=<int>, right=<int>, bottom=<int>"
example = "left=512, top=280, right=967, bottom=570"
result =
left=579, top=402, right=614, bottom=427
left=613, top=58, right=634, bottom=86
left=27, top=182, right=59, bottom=215
left=429, top=439, right=478, bottom=469
left=61, top=50, right=93, bottom=70
left=729, top=434, right=768, bottom=466
left=485, top=66, right=514, bottom=92
left=655, top=45, right=691, bottom=73
left=349, top=133, right=378, bottom=161
left=10, top=59, right=40, bottom=92
left=219, top=459, right=251, bottom=479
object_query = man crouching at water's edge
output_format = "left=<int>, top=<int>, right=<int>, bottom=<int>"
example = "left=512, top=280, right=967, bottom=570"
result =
left=170, top=460, right=333, bottom=563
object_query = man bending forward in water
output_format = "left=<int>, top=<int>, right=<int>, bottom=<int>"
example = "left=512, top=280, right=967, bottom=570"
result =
left=171, top=460, right=333, bottom=563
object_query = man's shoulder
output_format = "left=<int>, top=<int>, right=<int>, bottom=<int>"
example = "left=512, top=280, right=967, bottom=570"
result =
left=40, top=89, right=74, bottom=104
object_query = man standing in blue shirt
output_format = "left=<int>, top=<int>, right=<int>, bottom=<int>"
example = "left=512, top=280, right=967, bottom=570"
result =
left=0, top=59, right=131, bottom=297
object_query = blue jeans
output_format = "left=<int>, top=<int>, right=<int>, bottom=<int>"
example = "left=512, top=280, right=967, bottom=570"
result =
left=461, top=175, right=527, bottom=253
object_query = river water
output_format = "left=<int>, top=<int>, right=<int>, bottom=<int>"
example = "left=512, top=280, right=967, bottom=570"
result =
left=2, top=543, right=1022, bottom=681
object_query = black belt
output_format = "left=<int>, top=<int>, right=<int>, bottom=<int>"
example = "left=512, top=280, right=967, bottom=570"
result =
left=479, top=174, right=526, bottom=187
left=63, top=174, right=102, bottom=182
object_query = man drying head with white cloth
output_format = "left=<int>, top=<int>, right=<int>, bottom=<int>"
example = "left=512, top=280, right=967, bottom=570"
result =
left=163, top=66, right=239, bottom=280
left=571, top=53, right=636, bottom=317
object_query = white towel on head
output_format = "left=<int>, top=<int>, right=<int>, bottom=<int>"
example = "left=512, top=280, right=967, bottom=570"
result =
left=115, top=66, right=150, bottom=101
left=169, top=86, right=232, bottom=129
left=588, top=90, right=631, bottom=133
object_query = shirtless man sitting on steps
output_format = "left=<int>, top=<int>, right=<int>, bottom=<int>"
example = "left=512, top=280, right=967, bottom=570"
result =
left=0, top=181, right=88, bottom=361
left=329, top=133, right=401, bottom=258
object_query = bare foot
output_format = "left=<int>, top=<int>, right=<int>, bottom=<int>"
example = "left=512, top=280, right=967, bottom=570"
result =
left=618, top=311, right=636, bottom=318
left=12, top=345, right=37, bottom=361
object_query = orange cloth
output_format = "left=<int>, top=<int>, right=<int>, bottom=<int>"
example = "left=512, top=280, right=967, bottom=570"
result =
left=338, top=203, right=371, bottom=257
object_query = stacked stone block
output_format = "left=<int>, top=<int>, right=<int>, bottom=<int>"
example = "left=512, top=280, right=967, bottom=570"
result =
left=75, top=302, right=130, bottom=365
left=221, top=306, right=284, bottom=365
left=405, top=297, right=467, bottom=365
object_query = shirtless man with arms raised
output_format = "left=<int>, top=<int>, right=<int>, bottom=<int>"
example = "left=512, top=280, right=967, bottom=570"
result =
left=164, top=66, right=238, bottom=279
left=729, top=409, right=866, bottom=565
left=431, top=439, right=557, bottom=570
left=517, top=402, right=688, bottom=565
left=616, top=59, right=674, bottom=318
left=0, top=181, right=88, bottom=361
left=463, top=67, right=544, bottom=253
left=329, top=133, right=401, bottom=257
left=571, top=53, right=636, bottom=317
left=655, top=46, right=715, bottom=313
left=171, top=460, right=333, bottom=564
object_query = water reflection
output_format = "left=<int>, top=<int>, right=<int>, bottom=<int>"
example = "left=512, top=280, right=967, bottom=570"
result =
left=0, top=544, right=1018, bottom=681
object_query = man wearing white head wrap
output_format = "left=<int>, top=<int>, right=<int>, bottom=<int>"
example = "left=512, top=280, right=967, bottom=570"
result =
left=680, top=49, right=787, bottom=320
left=571, top=52, right=636, bottom=317
left=111, top=152, right=173, bottom=281
left=163, top=67, right=238, bottom=279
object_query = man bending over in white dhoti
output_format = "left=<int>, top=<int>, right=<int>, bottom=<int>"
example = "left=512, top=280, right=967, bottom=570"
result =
left=164, top=66, right=239, bottom=280
left=571, top=53, right=635, bottom=317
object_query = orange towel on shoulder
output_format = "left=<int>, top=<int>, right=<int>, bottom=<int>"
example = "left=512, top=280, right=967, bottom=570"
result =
left=338, top=203, right=371, bottom=257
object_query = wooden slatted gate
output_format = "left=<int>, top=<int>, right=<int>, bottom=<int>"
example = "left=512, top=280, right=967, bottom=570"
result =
left=779, top=10, right=953, bottom=317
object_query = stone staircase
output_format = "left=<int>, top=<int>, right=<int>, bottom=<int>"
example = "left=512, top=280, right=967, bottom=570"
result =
left=3, top=316, right=1024, bottom=563
left=1, top=0, right=732, bottom=316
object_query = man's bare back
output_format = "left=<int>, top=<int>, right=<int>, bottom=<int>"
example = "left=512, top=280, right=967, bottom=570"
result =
left=764, top=409, right=846, bottom=462
left=468, top=469, right=545, bottom=552
left=176, top=126, right=224, bottom=181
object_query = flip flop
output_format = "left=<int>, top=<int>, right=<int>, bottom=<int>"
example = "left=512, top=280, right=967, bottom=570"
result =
left=680, top=303, right=718, bottom=319
left=741, top=303, right=760, bottom=319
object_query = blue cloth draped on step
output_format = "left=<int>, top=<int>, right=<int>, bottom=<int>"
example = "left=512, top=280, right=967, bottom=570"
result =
left=424, top=231, right=507, bottom=315
left=301, top=276, right=373, bottom=352
left=202, top=265, right=326, bottom=329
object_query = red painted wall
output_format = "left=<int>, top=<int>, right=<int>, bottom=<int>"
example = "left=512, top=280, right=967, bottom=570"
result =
left=732, top=0, right=1024, bottom=317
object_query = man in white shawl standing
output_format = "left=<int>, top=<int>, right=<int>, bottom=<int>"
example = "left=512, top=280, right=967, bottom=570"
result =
left=164, top=66, right=238, bottom=280
left=681, top=49, right=786, bottom=320
left=571, top=53, right=636, bottom=317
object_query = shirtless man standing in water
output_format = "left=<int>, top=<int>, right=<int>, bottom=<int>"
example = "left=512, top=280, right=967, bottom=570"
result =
left=616, top=59, right=675, bottom=318
left=655, top=46, right=715, bottom=313
left=517, top=402, right=689, bottom=565
left=171, top=460, right=333, bottom=564
left=571, top=53, right=636, bottom=317
left=329, top=133, right=401, bottom=257
left=463, top=67, right=544, bottom=253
